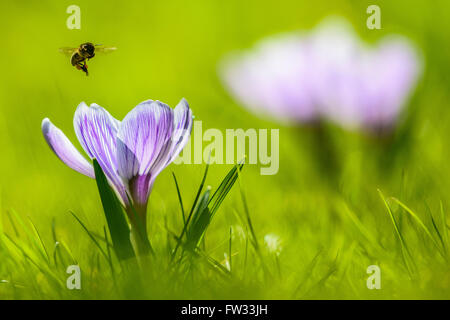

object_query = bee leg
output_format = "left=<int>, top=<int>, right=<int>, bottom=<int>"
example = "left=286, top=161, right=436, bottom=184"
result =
left=76, top=61, right=88, bottom=76
left=83, top=61, right=89, bottom=76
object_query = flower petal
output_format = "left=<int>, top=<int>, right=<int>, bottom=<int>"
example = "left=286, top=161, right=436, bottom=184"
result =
left=220, top=35, right=319, bottom=124
left=138, top=99, right=193, bottom=177
left=73, top=102, right=127, bottom=201
left=117, top=100, right=174, bottom=179
left=166, top=98, right=193, bottom=165
left=144, top=98, right=193, bottom=182
left=361, top=38, right=421, bottom=128
left=116, top=100, right=175, bottom=205
left=42, top=118, right=94, bottom=178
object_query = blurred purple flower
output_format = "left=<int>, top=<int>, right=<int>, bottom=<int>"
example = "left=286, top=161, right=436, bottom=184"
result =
left=220, top=18, right=422, bottom=131
left=42, top=99, right=193, bottom=220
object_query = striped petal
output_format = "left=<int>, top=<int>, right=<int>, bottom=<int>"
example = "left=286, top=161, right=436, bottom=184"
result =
left=73, top=102, right=127, bottom=202
left=145, top=98, right=193, bottom=180
left=166, top=98, right=193, bottom=165
left=116, top=100, right=174, bottom=204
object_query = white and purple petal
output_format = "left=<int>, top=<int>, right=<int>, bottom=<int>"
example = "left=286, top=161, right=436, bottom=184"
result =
left=73, top=102, right=127, bottom=203
left=42, top=118, right=94, bottom=178
left=166, top=98, right=193, bottom=165
left=116, top=100, right=175, bottom=204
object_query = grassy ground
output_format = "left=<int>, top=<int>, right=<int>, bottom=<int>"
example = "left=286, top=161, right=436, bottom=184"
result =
left=0, top=0, right=449, bottom=299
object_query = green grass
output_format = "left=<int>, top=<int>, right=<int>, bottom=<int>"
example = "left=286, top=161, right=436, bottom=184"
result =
left=1, top=0, right=450, bottom=299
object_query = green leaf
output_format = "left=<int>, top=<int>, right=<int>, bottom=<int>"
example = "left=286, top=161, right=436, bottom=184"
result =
left=171, top=163, right=210, bottom=260
left=188, top=163, right=244, bottom=251
left=171, top=163, right=244, bottom=261
left=172, top=172, right=185, bottom=224
left=93, top=159, right=135, bottom=261
left=186, top=187, right=212, bottom=250
left=209, top=162, right=244, bottom=216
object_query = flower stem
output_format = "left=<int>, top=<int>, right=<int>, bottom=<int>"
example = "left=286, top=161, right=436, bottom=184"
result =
left=127, top=206, right=153, bottom=256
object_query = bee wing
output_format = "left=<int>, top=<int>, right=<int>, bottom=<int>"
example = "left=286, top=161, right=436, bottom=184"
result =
left=95, top=46, right=117, bottom=54
left=59, top=47, right=77, bottom=56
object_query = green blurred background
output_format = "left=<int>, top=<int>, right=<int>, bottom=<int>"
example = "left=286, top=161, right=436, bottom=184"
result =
left=0, top=0, right=449, bottom=299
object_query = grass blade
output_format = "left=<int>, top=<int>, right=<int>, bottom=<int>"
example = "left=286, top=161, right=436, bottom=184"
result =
left=391, top=197, right=446, bottom=259
left=185, top=187, right=212, bottom=250
left=209, top=163, right=244, bottom=215
left=172, top=172, right=185, bottom=224
left=8, top=209, right=48, bottom=263
left=70, top=211, right=109, bottom=262
left=171, top=163, right=210, bottom=260
left=378, top=190, right=414, bottom=277
left=440, top=201, right=449, bottom=254
left=27, top=217, right=50, bottom=265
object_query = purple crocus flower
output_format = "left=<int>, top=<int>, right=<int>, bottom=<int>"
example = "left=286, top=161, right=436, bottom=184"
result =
left=42, top=99, right=193, bottom=251
left=220, top=17, right=422, bottom=132
left=220, top=34, right=318, bottom=123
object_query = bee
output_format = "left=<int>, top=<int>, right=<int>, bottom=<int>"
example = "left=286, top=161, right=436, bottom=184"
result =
left=59, top=42, right=116, bottom=76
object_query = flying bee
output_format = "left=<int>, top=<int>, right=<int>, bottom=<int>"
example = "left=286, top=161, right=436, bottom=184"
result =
left=59, top=42, right=117, bottom=76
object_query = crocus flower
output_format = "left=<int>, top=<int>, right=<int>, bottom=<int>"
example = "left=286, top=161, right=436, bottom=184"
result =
left=42, top=99, right=193, bottom=252
left=219, top=17, right=422, bottom=132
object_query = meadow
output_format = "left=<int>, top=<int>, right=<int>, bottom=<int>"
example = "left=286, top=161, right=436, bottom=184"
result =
left=0, top=0, right=449, bottom=299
